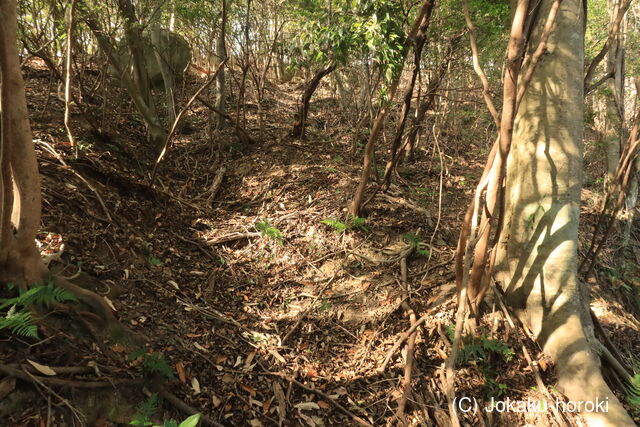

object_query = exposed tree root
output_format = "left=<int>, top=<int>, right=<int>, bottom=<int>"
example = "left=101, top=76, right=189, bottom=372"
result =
left=394, top=300, right=417, bottom=423
left=159, top=389, right=224, bottom=427
left=0, top=363, right=139, bottom=389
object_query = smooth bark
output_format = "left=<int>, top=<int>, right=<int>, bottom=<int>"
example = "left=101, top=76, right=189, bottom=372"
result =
left=494, top=1, right=634, bottom=424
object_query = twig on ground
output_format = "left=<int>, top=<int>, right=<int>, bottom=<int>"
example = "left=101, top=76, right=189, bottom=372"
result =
left=281, top=274, right=338, bottom=345
left=159, top=389, right=224, bottom=427
left=37, top=138, right=113, bottom=222
left=395, top=295, right=418, bottom=421
left=261, top=371, right=374, bottom=427
left=206, top=232, right=261, bottom=246
left=379, top=315, right=429, bottom=373
left=0, top=363, right=136, bottom=389
left=205, top=166, right=227, bottom=203
left=21, top=367, right=85, bottom=425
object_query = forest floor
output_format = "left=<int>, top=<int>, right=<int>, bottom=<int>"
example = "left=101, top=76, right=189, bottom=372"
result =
left=2, top=61, right=640, bottom=426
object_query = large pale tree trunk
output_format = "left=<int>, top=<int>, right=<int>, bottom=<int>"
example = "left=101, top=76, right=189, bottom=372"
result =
left=151, top=24, right=177, bottom=125
left=0, top=0, right=48, bottom=286
left=494, top=1, right=633, bottom=425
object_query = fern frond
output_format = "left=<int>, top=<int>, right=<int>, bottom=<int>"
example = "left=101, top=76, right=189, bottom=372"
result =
left=627, top=374, right=640, bottom=409
left=130, top=393, right=158, bottom=426
left=0, top=310, right=39, bottom=338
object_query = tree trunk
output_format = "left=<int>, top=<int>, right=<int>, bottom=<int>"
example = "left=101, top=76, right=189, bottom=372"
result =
left=381, top=8, right=434, bottom=189
left=333, top=70, right=350, bottom=110
left=64, top=0, right=78, bottom=154
left=151, top=25, right=177, bottom=125
left=494, top=1, right=633, bottom=425
left=81, top=7, right=167, bottom=152
left=215, top=0, right=227, bottom=129
left=403, top=34, right=460, bottom=161
left=291, top=62, right=337, bottom=139
left=604, top=0, right=625, bottom=186
left=622, top=78, right=640, bottom=244
left=348, top=0, right=436, bottom=216
left=116, top=0, right=153, bottom=107
left=0, top=0, right=48, bottom=286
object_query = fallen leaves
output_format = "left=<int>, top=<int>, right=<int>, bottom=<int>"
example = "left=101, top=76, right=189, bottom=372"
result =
left=27, top=360, right=56, bottom=376
left=241, top=383, right=257, bottom=397
left=175, top=361, right=187, bottom=383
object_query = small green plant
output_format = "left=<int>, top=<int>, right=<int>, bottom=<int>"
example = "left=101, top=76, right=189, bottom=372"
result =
left=148, top=256, right=163, bottom=267
left=402, top=233, right=431, bottom=257
left=485, top=374, right=508, bottom=397
left=1, top=280, right=77, bottom=338
left=446, top=326, right=514, bottom=398
left=256, top=220, right=284, bottom=244
left=322, top=218, right=349, bottom=233
left=321, top=216, right=368, bottom=234
left=130, top=393, right=201, bottom=427
left=318, top=300, right=331, bottom=312
left=627, top=374, right=640, bottom=409
left=130, top=393, right=159, bottom=426
left=128, top=350, right=175, bottom=380
left=626, top=354, right=640, bottom=412
left=349, top=216, right=368, bottom=232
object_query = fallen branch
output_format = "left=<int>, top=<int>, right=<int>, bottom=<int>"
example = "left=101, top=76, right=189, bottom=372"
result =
left=0, top=363, right=136, bottom=389
left=159, top=389, right=224, bottom=427
left=281, top=274, right=337, bottom=345
left=206, top=166, right=227, bottom=203
left=379, top=315, right=429, bottom=372
left=262, top=371, right=373, bottom=427
left=37, top=138, right=113, bottom=223
left=205, top=232, right=261, bottom=246
left=395, top=257, right=417, bottom=422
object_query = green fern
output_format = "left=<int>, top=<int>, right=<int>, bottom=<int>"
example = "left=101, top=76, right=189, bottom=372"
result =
left=130, top=393, right=158, bottom=426
left=256, top=220, right=284, bottom=244
left=0, top=282, right=76, bottom=311
left=0, top=309, right=38, bottom=338
left=321, top=218, right=349, bottom=233
left=128, top=350, right=175, bottom=380
left=0, top=281, right=77, bottom=338
left=628, top=374, right=640, bottom=409
left=321, top=216, right=368, bottom=234
left=349, top=216, right=368, bottom=232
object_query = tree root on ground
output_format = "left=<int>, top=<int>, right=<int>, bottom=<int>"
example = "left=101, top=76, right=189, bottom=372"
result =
left=159, top=389, right=224, bottom=427
left=0, top=363, right=139, bottom=389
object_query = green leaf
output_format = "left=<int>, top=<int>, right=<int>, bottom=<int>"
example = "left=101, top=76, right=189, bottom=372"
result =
left=178, top=414, right=201, bottom=427
left=148, top=256, right=163, bottom=266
